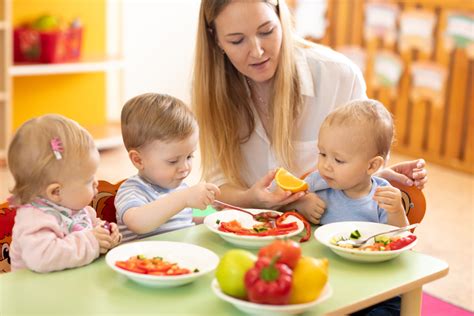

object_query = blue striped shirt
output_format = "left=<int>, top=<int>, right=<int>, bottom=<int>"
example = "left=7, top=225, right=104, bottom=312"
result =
left=115, top=175, right=194, bottom=242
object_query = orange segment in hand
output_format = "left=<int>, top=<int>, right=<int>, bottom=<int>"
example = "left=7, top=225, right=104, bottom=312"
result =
left=275, top=168, right=308, bottom=193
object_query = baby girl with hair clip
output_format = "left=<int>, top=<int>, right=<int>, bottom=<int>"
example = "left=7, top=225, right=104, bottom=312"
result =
left=7, top=114, right=121, bottom=273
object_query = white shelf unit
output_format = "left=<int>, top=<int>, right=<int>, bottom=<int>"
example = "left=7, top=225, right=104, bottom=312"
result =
left=10, top=57, right=124, bottom=77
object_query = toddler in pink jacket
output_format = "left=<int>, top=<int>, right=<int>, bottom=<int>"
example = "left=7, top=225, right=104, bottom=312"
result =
left=7, top=114, right=122, bottom=273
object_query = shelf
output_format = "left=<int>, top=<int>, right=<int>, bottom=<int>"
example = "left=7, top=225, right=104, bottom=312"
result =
left=9, top=57, right=124, bottom=77
left=84, top=122, right=123, bottom=151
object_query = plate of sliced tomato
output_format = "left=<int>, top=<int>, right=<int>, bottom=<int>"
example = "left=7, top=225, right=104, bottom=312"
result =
left=105, top=241, right=219, bottom=287
left=204, top=209, right=309, bottom=249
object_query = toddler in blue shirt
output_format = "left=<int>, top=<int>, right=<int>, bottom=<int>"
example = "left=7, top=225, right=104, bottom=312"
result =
left=304, top=98, right=409, bottom=228
left=303, top=99, right=409, bottom=316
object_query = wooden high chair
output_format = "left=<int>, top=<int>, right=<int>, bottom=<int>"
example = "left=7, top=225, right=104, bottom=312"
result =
left=0, top=202, right=17, bottom=273
left=389, top=180, right=426, bottom=226
left=89, top=179, right=125, bottom=224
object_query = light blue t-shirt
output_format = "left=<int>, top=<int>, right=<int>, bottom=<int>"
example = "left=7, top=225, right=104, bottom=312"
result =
left=115, top=175, right=194, bottom=242
left=304, top=172, right=389, bottom=225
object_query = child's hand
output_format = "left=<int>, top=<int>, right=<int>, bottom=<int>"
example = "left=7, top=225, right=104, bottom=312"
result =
left=185, top=182, right=221, bottom=210
left=373, top=186, right=404, bottom=214
left=91, top=225, right=113, bottom=254
left=284, top=192, right=326, bottom=224
left=108, top=222, right=122, bottom=248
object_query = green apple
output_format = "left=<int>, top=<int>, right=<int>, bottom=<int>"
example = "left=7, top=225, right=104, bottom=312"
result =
left=32, top=15, right=59, bottom=31
left=215, top=249, right=256, bottom=299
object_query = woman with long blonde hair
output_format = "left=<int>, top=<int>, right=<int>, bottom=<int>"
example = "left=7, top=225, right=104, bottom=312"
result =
left=192, top=0, right=427, bottom=224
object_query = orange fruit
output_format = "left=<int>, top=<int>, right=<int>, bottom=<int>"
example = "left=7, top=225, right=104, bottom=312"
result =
left=275, top=168, right=308, bottom=193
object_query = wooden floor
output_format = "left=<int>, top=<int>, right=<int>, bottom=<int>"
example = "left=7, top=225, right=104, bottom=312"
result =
left=1, top=148, right=472, bottom=311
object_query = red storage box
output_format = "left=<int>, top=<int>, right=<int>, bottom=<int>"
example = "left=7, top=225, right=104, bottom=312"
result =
left=14, top=27, right=83, bottom=63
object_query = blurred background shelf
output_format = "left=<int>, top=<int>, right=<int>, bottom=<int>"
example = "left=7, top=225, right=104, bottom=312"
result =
left=85, top=121, right=123, bottom=150
left=9, top=57, right=124, bottom=76
left=0, top=0, right=124, bottom=162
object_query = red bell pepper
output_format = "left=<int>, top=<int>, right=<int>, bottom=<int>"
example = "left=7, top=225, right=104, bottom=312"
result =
left=277, top=211, right=311, bottom=242
left=244, top=256, right=293, bottom=305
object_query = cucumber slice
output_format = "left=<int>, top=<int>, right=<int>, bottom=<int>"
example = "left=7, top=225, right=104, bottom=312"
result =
left=350, top=229, right=361, bottom=239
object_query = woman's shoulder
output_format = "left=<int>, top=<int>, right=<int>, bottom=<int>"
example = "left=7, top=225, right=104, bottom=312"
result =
left=296, top=42, right=359, bottom=71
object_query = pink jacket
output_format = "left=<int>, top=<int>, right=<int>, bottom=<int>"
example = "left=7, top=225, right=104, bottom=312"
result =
left=10, top=204, right=101, bottom=273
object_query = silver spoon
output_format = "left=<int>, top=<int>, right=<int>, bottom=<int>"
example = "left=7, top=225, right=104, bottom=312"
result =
left=213, top=200, right=280, bottom=223
left=336, top=223, right=418, bottom=248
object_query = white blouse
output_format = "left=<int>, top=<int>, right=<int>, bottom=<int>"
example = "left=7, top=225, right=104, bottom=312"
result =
left=209, top=44, right=368, bottom=188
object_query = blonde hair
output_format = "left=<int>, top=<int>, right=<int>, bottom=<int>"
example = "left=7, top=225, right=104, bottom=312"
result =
left=193, top=0, right=302, bottom=187
left=8, top=114, right=97, bottom=205
left=323, top=99, right=394, bottom=160
left=121, top=93, right=197, bottom=151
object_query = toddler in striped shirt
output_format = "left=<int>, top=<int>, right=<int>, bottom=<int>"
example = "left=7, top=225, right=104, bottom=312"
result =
left=115, top=93, right=220, bottom=242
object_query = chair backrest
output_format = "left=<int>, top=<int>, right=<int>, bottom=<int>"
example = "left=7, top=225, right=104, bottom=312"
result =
left=0, top=202, right=17, bottom=273
left=389, top=180, right=426, bottom=225
left=89, top=179, right=125, bottom=223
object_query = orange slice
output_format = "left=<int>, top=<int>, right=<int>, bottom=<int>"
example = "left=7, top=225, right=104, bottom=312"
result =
left=275, top=168, right=308, bottom=193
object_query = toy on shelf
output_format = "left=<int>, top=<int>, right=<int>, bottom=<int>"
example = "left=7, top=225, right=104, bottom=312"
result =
left=13, top=14, right=83, bottom=64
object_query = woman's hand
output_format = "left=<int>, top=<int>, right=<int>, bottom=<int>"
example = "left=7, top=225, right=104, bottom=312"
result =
left=248, top=169, right=306, bottom=210
left=377, top=159, right=428, bottom=189
left=282, top=192, right=326, bottom=224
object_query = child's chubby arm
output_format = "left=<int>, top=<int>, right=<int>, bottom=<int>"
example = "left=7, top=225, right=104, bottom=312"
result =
left=13, top=207, right=103, bottom=273
left=123, top=182, right=220, bottom=234
left=373, top=186, right=409, bottom=227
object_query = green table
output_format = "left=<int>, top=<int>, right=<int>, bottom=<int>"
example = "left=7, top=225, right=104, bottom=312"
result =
left=0, top=225, right=448, bottom=315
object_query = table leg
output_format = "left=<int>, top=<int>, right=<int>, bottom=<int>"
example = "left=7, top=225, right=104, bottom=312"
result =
left=401, top=287, right=422, bottom=316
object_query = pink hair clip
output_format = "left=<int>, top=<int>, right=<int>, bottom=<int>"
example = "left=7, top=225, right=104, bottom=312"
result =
left=50, top=137, right=64, bottom=160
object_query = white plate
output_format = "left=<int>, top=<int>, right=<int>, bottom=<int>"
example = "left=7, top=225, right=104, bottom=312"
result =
left=105, top=241, right=219, bottom=287
left=204, top=209, right=304, bottom=249
left=211, top=279, right=332, bottom=316
left=314, top=221, right=417, bottom=263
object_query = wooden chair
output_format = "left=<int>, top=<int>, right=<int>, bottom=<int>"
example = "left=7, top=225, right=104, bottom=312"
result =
left=89, top=180, right=125, bottom=223
left=0, top=202, right=17, bottom=273
left=389, top=180, right=426, bottom=225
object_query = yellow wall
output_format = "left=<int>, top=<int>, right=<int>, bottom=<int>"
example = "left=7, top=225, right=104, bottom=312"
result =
left=12, top=0, right=106, bottom=129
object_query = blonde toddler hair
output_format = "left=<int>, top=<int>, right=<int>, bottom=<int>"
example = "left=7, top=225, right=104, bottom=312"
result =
left=322, top=99, right=394, bottom=160
left=8, top=114, right=97, bottom=205
left=121, top=93, right=197, bottom=151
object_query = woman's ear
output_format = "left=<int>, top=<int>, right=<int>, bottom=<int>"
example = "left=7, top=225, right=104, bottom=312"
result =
left=367, top=156, right=384, bottom=176
left=45, top=183, right=61, bottom=203
left=129, top=150, right=144, bottom=170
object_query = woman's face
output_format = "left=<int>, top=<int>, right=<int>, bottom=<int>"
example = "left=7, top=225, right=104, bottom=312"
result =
left=214, top=1, right=282, bottom=83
